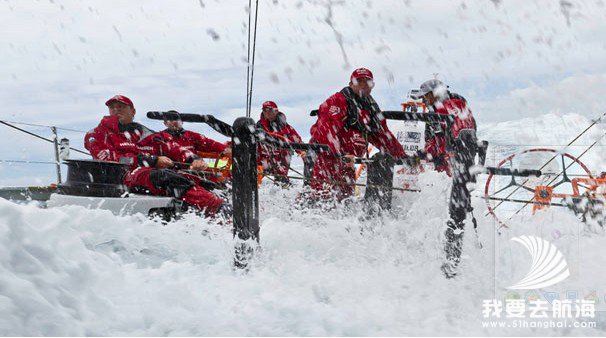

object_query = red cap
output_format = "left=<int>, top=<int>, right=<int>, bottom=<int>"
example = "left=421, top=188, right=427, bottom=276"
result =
left=105, top=95, right=134, bottom=109
left=350, top=68, right=373, bottom=82
left=262, top=101, right=278, bottom=110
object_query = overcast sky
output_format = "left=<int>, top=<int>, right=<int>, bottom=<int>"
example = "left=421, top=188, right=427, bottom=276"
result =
left=1, top=0, right=605, bottom=185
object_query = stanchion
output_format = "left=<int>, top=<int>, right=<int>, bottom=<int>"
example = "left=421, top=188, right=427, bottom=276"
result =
left=51, top=126, right=62, bottom=184
left=364, top=152, right=395, bottom=212
left=303, top=151, right=316, bottom=186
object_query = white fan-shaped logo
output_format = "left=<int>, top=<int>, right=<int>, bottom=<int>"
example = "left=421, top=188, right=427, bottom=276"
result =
left=507, top=235, right=570, bottom=290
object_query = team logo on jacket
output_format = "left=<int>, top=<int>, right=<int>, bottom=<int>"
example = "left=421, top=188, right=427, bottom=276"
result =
left=352, top=134, right=365, bottom=146
left=97, top=149, right=110, bottom=160
left=329, top=106, right=340, bottom=115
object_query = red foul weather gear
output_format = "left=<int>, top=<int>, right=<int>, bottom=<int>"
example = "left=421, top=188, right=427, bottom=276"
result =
left=423, top=93, right=477, bottom=175
left=156, top=128, right=228, bottom=155
left=256, top=112, right=302, bottom=177
left=309, top=87, right=406, bottom=198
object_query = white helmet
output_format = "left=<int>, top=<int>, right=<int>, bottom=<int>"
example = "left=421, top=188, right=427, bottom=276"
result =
left=411, top=79, right=448, bottom=99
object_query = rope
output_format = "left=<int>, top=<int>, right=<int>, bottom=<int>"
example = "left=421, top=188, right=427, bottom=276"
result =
left=285, top=165, right=305, bottom=178
left=275, top=151, right=422, bottom=193
left=264, top=166, right=421, bottom=193
left=0, top=120, right=90, bottom=156
left=491, top=144, right=605, bottom=147
left=170, top=159, right=417, bottom=193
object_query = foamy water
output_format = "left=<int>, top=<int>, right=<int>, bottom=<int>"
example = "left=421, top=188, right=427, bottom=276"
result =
left=1, top=170, right=605, bottom=335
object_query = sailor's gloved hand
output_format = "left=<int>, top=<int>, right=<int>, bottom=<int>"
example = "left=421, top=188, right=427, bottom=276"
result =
left=415, top=149, right=427, bottom=160
left=190, top=159, right=208, bottom=171
left=155, top=156, right=174, bottom=169
left=220, top=147, right=232, bottom=157
left=433, top=155, right=448, bottom=168
left=400, top=155, right=422, bottom=168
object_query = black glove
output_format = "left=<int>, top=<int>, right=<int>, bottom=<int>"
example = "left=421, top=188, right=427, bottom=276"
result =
left=137, top=154, right=158, bottom=168
left=400, top=155, right=422, bottom=168
left=432, top=154, right=448, bottom=168
left=415, top=149, right=427, bottom=160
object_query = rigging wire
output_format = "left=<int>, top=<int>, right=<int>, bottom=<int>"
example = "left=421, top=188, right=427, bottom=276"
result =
left=248, top=0, right=260, bottom=118
left=0, top=160, right=57, bottom=165
left=0, top=119, right=86, bottom=133
left=245, top=0, right=260, bottom=118
left=0, top=120, right=90, bottom=156
left=506, top=130, right=606, bottom=222
left=245, top=0, right=252, bottom=117
left=488, top=111, right=606, bottom=214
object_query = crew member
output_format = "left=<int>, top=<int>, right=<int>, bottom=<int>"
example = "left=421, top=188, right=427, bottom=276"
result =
left=256, top=101, right=302, bottom=183
left=309, top=68, right=406, bottom=200
left=412, top=79, right=477, bottom=278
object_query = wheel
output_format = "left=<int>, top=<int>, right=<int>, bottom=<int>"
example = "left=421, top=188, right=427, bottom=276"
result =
left=484, top=148, right=593, bottom=229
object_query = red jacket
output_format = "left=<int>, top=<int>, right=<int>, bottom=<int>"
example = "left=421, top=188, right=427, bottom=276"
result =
left=257, top=112, right=302, bottom=143
left=424, top=96, right=477, bottom=173
left=256, top=112, right=302, bottom=175
left=155, top=129, right=227, bottom=155
left=84, top=115, right=196, bottom=168
left=310, top=91, right=405, bottom=158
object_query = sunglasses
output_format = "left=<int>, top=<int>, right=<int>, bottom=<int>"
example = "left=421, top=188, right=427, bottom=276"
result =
left=353, top=78, right=375, bottom=88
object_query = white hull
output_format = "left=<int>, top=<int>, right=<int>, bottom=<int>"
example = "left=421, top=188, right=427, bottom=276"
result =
left=47, top=193, right=179, bottom=217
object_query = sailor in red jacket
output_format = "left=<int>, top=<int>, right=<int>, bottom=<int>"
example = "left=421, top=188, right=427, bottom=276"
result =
left=309, top=68, right=406, bottom=199
left=158, top=111, right=231, bottom=158
left=256, top=101, right=302, bottom=181
left=84, top=95, right=228, bottom=217
left=153, top=111, right=231, bottom=184
left=411, top=79, right=478, bottom=278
